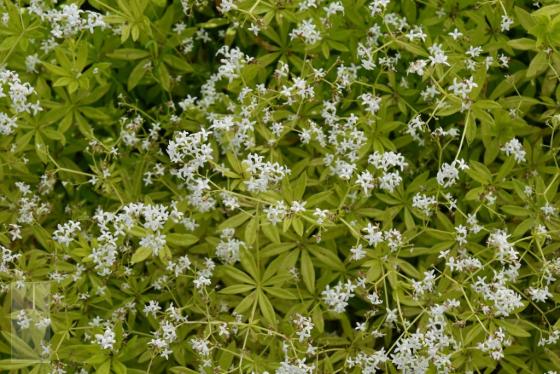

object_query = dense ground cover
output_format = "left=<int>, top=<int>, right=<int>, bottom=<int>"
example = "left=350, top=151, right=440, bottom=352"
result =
left=0, top=0, right=559, bottom=373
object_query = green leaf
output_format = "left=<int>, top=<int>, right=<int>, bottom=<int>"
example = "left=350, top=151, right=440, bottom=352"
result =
left=496, top=319, right=531, bottom=338
left=219, top=284, right=255, bottom=294
left=264, top=286, right=297, bottom=299
left=365, top=259, right=382, bottom=282
left=53, top=77, right=75, bottom=87
left=97, top=359, right=111, bottom=374
left=507, top=38, right=537, bottom=50
left=512, top=218, right=534, bottom=237
left=219, top=212, right=252, bottom=230
left=1, top=332, right=39, bottom=358
left=163, top=54, right=193, bottom=72
left=527, top=51, right=548, bottom=78
left=128, top=59, right=149, bottom=91
left=0, top=36, right=19, bottom=51
left=166, top=233, right=199, bottom=247
left=169, top=367, right=199, bottom=374
left=257, top=52, right=281, bottom=67
left=234, top=292, right=256, bottom=314
left=501, top=205, right=531, bottom=217
left=293, top=172, right=307, bottom=200
left=239, top=247, right=259, bottom=281
left=244, top=216, right=258, bottom=246
left=394, top=39, right=427, bottom=57
left=464, top=323, right=484, bottom=345
left=258, top=290, right=276, bottom=325
left=107, top=48, right=150, bottom=60
left=131, top=246, right=152, bottom=263
left=112, top=359, right=128, bottom=374
left=514, top=6, right=535, bottom=31
left=300, top=250, right=315, bottom=293
left=292, top=217, right=304, bottom=236
left=222, top=266, right=255, bottom=284
left=80, top=107, right=112, bottom=121
left=35, top=132, right=48, bottom=164
left=308, top=246, right=344, bottom=272
left=466, top=161, right=492, bottom=184
left=42, top=62, right=69, bottom=76
left=0, top=359, right=43, bottom=370
left=261, top=222, right=281, bottom=243
left=465, top=112, right=477, bottom=145
left=198, top=18, right=230, bottom=28
left=158, top=63, right=171, bottom=91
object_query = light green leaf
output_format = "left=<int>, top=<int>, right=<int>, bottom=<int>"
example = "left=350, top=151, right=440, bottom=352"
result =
left=131, top=246, right=152, bottom=263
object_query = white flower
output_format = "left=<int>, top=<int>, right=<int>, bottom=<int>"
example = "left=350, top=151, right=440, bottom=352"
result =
left=139, top=233, right=167, bottom=257
left=16, top=310, right=30, bottom=329
left=324, top=1, right=344, bottom=17
left=448, top=28, right=463, bottom=40
left=291, top=201, right=307, bottom=213
left=500, top=15, right=514, bottom=31
left=25, top=54, right=40, bottom=73
left=455, top=225, right=468, bottom=245
left=313, top=208, right=329, bottom=225
left=407, top=59, right=428, bottom=75
left=95, top=326, right=116, bottom=350
left=0, top=113, right=17, bottom=135
left=448, top=76, right=477, bottom=99
left=487, top=229, right=518, bottom=264
left=378, top=171, right=402, bottom=192
left=437, top=161, right=461, bottom=188
left=216, top=228, right=246, bottom=264
left=243, top=153, right=290, bottom=192
left=289, top=19, right=321, bottom=45
left=406, top=115, right=426, bottom=143
left=541, top=202, right=557, bottom=217
left=350, top=244, right=366, bottom=260
left=321, top=280, right=356, bottom=313
left=362, top=223, right=383, bottom=247
left=52, top=220, right=81, bottom=246
left=265, top=201, right=288, bottom=225
left=412, top=193, right=437, bottom=216
left=472, top=275, right=523, bottom=317
left=215, top=46, right=253, bottom=82
left=369, top=0, right=390, bottom=16
left=368, top=151, right=408, bottom=171
left=357, top=171, right=375, bottom=195
left=276, top=360, right=314, bottom=374
left=477, top=328, right=511, bottom=360
left=501, top=138, right=526, bottom=163
left=367, top=291, right=383, bottom=305
left=143, top=300, right=161, bottom=317
left=191, top=337, right=211, bottom=356
left=428, top=44, right=449, bottom=66
left=360, top=93, right=382, bottom=115
left=293, top=314, right=314, bottom=342
left=248, top=23, right=260, bottom=35
left=216, top=0, right=236, bottom=12
left=528, top=286, right=552, bottom=302
left=412, top=270, right=436, bottom=298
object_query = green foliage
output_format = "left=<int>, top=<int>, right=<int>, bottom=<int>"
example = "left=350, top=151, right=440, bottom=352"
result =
left=0, top=0, right=559, bottom=373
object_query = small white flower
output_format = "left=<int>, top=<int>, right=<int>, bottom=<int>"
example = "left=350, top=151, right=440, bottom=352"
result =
left=448, top=28, right=463, bottom=40
left=95, top=326, right=116, bottom=350
left=500, top=15, right=514, bottom=32
left=528, top=286, right=552, bottom=302
left=289, top=19, right=321, bottom=45
left=350, top=244, right=366, bottom=261
left=501, top=138, right=526, bottom=163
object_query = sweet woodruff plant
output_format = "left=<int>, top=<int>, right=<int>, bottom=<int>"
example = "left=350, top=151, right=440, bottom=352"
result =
left=0, top=0, right=559, bottom=373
